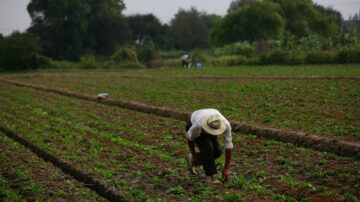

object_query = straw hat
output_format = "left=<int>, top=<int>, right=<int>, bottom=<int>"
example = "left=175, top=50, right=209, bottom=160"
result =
left=200, top=114, right=226, bottom=136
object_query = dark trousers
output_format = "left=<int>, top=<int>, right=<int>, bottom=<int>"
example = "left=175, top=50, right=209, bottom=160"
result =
left=186, top=121, right=222, bottom=176
left=182, top=60, right=189, bottom=67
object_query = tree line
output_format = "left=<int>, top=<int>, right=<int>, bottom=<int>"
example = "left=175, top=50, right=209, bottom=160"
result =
left=0, top=0, right=360, bottom=71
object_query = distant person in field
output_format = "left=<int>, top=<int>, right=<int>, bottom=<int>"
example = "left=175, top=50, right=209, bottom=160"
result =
left=181, top=54, right=191, bottom=68
left=185, top=109, right=233, bottom=184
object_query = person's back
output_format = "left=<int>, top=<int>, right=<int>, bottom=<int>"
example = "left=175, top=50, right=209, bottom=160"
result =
left=181, top=54, right=190, bottom=68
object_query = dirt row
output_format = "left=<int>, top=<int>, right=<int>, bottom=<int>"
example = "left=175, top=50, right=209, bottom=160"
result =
left=1, top=78, right=359, bottom=160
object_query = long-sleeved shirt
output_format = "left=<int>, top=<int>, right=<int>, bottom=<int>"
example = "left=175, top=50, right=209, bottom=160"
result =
left=181, top=54, right=189, bottom=61
left=186, top=109, right=233, bottom=149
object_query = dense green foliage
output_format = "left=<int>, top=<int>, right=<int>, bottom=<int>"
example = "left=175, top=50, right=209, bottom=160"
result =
left=112, top=47, right=138, bottom=63
left=79, top=55, right=100, bottom=69
left=227, top=0, right=254, bottom=13
left=171, top=8, right=212, bottom=50
left=271, top=0, right=339, bottom=38
left=27, top=0, right=129, bottom=60
left=111, top=47, right=145, bottom=69
left=0, top=32, right=42, bottom=71
left=212, top=0, right=341, bottom=46
left=215, top=42, right=255, bottom=57
left=210, top=1, right=285, bottom=45
left=127, top=14, right=167, bottom=48
left=136, top=45, right=156, bottom=65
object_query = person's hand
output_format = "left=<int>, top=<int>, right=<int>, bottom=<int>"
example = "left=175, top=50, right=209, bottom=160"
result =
left=222, top=168, right=230, bottom=182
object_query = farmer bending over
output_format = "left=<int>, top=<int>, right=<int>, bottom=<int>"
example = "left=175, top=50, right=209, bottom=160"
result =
left=181, top=54, right=191, bottom=68
left=185, top=109, right=233, bottom=184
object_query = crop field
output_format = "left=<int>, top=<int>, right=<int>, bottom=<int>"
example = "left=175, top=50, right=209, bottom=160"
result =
left=7, top=65, right=360, bottom=141
left=0, top=65, right=360, bottom=201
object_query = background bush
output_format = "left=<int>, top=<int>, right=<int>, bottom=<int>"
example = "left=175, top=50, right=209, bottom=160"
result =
left=112, top=47, right=139, bottom=64
left=306, top=51, right=336, bottom=64
left=259, top=50, right=288, bottom=65
left=191, top=50, right=213, bottom=64
left=215, top=41, right=255, bottom=57
left=36, top=55, right=54, bottom=69
left=285, top=51, right=306, bottom=65
left=49, top=60, right=78, bottom=69
left=79, top=55, right=100, bottom=69
left=214, top=56, right=241, bottom=66
left=0, top=32, right=42, bottom=71
left=136, top=45, right=155, bottom=65
left=111, top=47, right=146, bottom=69
left=337, top=46, right=360, bottom=64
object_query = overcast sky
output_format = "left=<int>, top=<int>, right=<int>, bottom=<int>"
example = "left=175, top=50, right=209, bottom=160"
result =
left=1, top=0, right=360, bottom=36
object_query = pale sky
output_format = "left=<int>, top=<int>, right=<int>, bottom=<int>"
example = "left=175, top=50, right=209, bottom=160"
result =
left=0, top=0, right=359, bottom=36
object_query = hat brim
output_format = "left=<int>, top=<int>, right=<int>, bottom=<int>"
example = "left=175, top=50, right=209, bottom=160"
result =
left=200, top=115, right=226, bottom=136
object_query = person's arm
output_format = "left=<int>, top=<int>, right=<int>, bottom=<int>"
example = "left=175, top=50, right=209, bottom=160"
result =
left=222, top=123, right=233, bottom=181
left=222, top=149, right=232, bottom=181
left=186, top=122, right=201, bottom=165
left=187, top=140, right=197, bottom=165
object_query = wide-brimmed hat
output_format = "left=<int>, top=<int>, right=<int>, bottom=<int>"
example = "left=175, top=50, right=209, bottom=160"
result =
left=200, top=114, right=226, bottom=136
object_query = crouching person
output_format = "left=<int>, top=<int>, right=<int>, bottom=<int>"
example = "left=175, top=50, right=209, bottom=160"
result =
left=181, top=54, right=191, bottom=68
left=185, top=109, right=233, bottom=184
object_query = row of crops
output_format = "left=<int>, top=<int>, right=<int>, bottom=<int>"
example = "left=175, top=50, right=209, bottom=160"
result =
left=0, top=77, right=359, bottom=201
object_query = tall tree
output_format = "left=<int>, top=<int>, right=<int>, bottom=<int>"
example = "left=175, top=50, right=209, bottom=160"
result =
left=343, top=10, right=360, bottom=45
left=0, top=32, right=42, bottom=71
left=210, top=1, right=285, bottom=46
left=27, top=0, right=91, bottom=60
left=85, top=0, right=130, bottom=55
left=201, top=14, right=222, bottom=31
left=127, top=14, right=166, bottom=48
left=270, top=0, right=339, bottom=38
left=227, top=0, right=254, bottom=13
left=27, top=0, right=130, bottom=60
left=171, top=7, right=209, bottom=50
